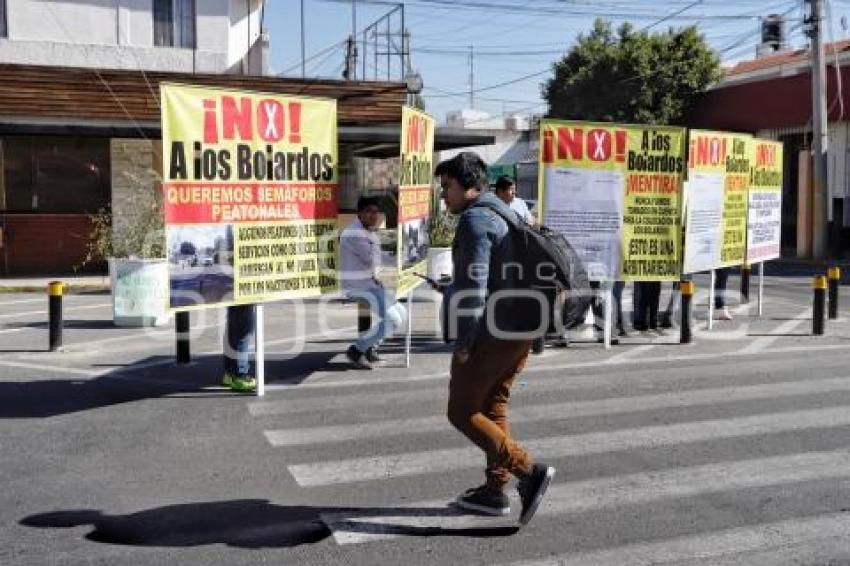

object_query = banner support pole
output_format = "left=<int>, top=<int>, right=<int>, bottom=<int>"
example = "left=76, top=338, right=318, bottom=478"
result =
left=708, top=270, right=716, bottom=330
left=255, top=305, right=265, bottom=397
left=758, top=262, right=765, bottom=318
left=603, top=282, right=613, bottom=349
left=405, top=291, right=413, bottom=369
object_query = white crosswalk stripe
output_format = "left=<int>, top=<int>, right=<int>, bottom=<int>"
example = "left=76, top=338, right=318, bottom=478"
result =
left=265, top=375, right=850, bottom=446
left=248, top=344, right=850, bottom=560
left=287, top=406, right=850, bottom=487
left=502, top=513, right=850, bottom=566
left=322, top=449, right=850, bottom=544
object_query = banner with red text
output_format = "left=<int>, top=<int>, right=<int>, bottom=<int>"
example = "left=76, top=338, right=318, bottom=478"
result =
left=161, top=83, right=338, bottom=310
left=746, top=139, right=784, bottom=264
left=683, top=130, right=751, bottom=273
left=538, top=119, right=685, bottom=281
left=396, top=106, right=435, bottom=295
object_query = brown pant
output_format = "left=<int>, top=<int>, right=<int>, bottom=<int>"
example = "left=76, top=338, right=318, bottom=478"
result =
left=447, top=337, right=533, bottom=491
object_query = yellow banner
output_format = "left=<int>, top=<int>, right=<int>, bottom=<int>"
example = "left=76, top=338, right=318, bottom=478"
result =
left=538, top=119, right=685, bottom=281
left=683, top=130, right=752, bottom=272
left=620, top=126, right=686, bottom=281
left=397, top=106, right=435, bottom=296
left=746, top=139, right=784, bottom=263
left=161, top=83, right=338, bottom=310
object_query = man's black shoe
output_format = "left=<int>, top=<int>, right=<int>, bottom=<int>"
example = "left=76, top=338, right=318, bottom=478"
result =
left=517, top=463, right=555, bottom=525
left=454, top=485, right=510, bottom=516
left=365, top=347, right=382, bottom=363
left=345, top=345, right=373, bottom=370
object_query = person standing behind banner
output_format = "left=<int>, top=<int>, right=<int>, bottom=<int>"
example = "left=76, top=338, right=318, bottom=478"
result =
left=714, top=267, right=733, bottom=320
left=633, top=281, right=663, bottom=333
left=493, top=175, right=535, bottom=224
left=340, top=196, right=407, bottom=370
left=222, top=304, right=257, bottom=392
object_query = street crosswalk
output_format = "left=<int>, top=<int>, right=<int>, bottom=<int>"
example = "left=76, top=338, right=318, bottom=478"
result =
left=246, top=348, right=850, bottom=561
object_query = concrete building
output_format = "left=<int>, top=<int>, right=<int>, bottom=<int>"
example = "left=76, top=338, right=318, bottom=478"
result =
left=436, top=109, right=538, bottom=200
left=0, top=0, right=267, bottom=75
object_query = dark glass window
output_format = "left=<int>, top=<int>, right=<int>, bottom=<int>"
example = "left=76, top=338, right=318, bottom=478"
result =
left=154, top=0, right=195, bottom=48
left=1, top=137, right=110, bottom=213
left=153, top=0, right=174, bottom=47
left=1, top=0, right=7, bottom=38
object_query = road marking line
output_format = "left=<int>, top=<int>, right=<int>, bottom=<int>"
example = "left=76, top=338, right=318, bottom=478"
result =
left=0, top=302, right=112, bottom=319
left=503, top=513, right=850, bottom=566
left=265, top=375, right=850, bottom=446
left=325, top=449, right=850, bottom=545
left=0, top=360, right=101, bottom=376
left=0, top=297, right=47, bottom=307
left=288, top=405, right=850, bottom=487
left=278, top=340, right=849, bottom=391
left=741, top=308, right=814, bottom=354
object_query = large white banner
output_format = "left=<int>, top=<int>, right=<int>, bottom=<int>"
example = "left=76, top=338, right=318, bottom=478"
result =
left=746, top=139, right=784, bottom=264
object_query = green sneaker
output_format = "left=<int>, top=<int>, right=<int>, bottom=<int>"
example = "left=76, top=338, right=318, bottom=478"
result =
left=221, top=373, right=235, bottom=388
left=228, top=375, right=257, bottom=392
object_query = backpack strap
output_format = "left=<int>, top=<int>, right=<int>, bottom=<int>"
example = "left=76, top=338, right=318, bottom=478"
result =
left=470, top=199, right=522, bottom=231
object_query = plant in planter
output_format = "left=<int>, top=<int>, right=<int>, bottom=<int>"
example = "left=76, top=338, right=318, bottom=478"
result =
left=80, top=189, right=169, bottom=327
left=427, top=206, right=457, bottom=281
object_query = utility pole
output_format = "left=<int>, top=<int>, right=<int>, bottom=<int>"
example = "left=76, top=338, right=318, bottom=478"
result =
left=352, top=0, right=358, bottom=80
left=806, top=0, right=830, bottom=258
left=300, top=0, right=306, bottom=78
left=468, top=45, right=474, bottom=108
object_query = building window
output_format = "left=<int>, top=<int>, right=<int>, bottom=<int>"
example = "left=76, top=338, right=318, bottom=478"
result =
left=1, top=0, right=7, bottom=39
left=154, top=0, right=195, bottom=48
left=1, top=137, right=110, bottom=213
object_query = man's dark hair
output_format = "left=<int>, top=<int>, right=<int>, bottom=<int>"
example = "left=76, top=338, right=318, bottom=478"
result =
left=494, top=175, right=515, bottom=192
left=356, top=196, right=381, bottom=212
left=434, top=152, right=489, bottom=191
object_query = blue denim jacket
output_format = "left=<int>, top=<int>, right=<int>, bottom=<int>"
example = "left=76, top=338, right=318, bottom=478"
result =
left=443, top=193, right=517, bottom=351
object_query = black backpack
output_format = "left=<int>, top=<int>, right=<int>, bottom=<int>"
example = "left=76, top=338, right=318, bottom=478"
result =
left=471, top=199, right=593, bottom=337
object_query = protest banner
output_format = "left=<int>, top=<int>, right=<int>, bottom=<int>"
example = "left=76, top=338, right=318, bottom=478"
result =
left=746, top=139, right=784, bottom=263
left=684, top=130, right=752, bottom=273
left=396, top=106, right=435, bottom=296
left=161, top=83, right=338, bottom=310
left=538, top=119, right=685, bottom=281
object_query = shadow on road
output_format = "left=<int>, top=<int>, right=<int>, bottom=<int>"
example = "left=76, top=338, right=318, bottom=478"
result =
left=0, top=349, right=340, bottom=418
left=2, top=319, right=118, bottom=331
left=20, top=499, right=518, bottom=548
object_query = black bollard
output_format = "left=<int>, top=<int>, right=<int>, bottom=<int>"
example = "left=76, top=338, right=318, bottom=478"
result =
left=532, top=337, right=544, bottom=355
left=175, top=310, right=191, bottom=364
left=48, top=281, right=63, bottom=351
left=680, top=280, right=694, bottom=344
left=357, top=302, right=371, bottom=333
left=740, top=265, right=750, bottom=304
left=813, top=276, right=826, bottom=336
left=828, top=267, right=840, bottom=320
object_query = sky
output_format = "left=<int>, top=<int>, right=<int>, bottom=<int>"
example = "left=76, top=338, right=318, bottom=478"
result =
left=267, top=0, right=850, bottom=124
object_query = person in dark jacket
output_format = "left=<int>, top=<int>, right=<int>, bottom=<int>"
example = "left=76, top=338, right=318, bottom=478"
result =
left=431, top=152, right=555, bottom=526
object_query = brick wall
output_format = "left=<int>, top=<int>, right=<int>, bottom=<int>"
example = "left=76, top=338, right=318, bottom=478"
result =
left=0, top=214, right=97, bottom=275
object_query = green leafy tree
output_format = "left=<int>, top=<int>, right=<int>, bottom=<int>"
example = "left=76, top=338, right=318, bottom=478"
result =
left=542, top=20, right=721, bottom=125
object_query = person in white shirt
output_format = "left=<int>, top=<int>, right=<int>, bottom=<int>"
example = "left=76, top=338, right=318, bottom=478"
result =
left=493, top=175, right=534, bottom=224
left=339, top=196, right=406, bottom=369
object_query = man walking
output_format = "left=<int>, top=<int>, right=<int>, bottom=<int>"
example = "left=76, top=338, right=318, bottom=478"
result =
left=340, top=196, right=406, bottom=369
left=435, top=152, right=555, bottom=526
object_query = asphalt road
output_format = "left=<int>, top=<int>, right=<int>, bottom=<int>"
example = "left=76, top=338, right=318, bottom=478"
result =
left=3, top=273, right=850, bottom=565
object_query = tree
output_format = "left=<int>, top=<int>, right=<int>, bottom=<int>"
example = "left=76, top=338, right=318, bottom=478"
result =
left=542, top=20, right=721, bottom=125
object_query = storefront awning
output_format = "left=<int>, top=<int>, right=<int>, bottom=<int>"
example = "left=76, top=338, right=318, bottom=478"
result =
left=0, top=118, right=495, bottom=156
